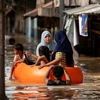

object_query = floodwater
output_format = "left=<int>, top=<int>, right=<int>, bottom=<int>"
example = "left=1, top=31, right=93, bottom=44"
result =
left=5, top=34, right=100, bottom=100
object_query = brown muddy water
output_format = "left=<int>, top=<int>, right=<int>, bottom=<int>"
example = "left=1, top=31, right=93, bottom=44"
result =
left=5, top=34, right=100, bottom=100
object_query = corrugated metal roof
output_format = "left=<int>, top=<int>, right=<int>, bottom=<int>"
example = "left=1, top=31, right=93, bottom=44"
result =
left=63, top=3, right=100, bottom=15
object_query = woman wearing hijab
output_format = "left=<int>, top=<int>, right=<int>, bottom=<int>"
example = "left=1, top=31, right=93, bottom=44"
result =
left=39, top=30, right=74, bottom=69
left=36, top=30, right=56, bottom=55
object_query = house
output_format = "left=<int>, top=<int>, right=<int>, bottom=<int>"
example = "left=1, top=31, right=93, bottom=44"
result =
left=5, top=0, right=36, bottom=34
left=63, top=3, right=100, bottom=56
left=23, top=1, right=60, bottom=40
left=22, top=0, right=97, bottom=41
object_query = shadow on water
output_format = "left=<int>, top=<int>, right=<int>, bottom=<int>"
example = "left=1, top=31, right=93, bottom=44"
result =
left=5, top=34, right=100, bottom=100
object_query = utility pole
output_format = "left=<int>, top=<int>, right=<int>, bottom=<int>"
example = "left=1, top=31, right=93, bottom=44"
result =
left=59, top=0, right=64, bottom=29
left=0, top=0, right=7, bottom=99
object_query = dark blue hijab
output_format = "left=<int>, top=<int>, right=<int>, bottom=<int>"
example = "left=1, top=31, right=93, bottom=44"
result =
left=54, top=30, right=73, bottom=54
left=51, top=30, right=73, bottom=63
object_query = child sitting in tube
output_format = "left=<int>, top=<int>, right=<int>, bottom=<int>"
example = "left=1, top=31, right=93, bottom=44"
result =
left=44, top=65, right=71, bottom=85
left=9, top=43, right=25, bottom=80
left=27, top=45, right=50, bottom=66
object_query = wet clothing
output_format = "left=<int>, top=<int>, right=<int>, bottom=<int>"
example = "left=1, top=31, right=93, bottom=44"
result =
left=51, top=30, right=74, bottom=67
left=47, top=79, right=66, bottom=86
left=36, top=31, right=56, bottom=55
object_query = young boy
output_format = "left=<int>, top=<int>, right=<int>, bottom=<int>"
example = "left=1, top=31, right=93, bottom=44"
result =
left=45, top=65, right=71, bottom=85
left=9, top=43, right=25, bottom=80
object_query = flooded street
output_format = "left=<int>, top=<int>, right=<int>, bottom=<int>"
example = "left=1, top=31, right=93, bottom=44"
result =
left=5, top=34, right=100, bottom=100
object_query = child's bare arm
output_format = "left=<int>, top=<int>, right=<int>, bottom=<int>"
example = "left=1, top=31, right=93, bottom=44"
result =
left=34, top=56, right=41, bottom=65
left=63, top=67, right=71, bottom=85
left=30, top=54, right=38, bottom=59
left=39, top=58, right=61, bottom=69
left=9, top=58, right=25, bottom=80
left=9, top=62, right=16, bottom=80
left=14, top=59, right=24, bottom=64
left=44, top=65, right=54, bottom=84
left=35, top=56, right=48, bottom=65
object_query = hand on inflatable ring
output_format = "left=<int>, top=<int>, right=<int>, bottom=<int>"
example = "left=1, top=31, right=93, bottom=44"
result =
left=14, top=60, right=23, bottom=66
left=38, top=65, right=44, bottom=69
left=38, top=64, right=48, bottom=69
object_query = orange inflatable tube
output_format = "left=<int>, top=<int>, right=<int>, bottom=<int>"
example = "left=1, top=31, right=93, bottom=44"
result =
left=13, top=63, right=83, bottom=84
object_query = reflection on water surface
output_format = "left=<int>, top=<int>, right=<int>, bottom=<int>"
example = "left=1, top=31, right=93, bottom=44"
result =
left=5, top=34, right=100, bottom=100
left=6, top=85, right=100, bottom=99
